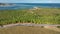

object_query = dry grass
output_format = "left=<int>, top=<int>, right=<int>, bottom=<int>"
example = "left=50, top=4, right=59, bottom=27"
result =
left=0, top=26, right=60, bottom=34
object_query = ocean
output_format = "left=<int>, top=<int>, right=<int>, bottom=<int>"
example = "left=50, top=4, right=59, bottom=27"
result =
left=0, top=3, right=60, bottom=10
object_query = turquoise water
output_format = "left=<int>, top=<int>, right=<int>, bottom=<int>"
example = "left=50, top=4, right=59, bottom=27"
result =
left=0, top=3, right=60, bottom=10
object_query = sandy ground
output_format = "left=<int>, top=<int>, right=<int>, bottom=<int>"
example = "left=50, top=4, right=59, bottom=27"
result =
left=0, top=26, right=60, bottom=34
left=0, top=23, right=60, bottom=32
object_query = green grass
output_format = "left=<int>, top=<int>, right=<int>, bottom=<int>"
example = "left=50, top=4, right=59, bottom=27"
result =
left=0, top=8, right=60, bottom=25
left=0, top=26, right=60, bottom=34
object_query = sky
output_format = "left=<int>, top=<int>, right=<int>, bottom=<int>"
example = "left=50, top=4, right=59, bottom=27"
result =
left=0, top=0, right=60, bottom=3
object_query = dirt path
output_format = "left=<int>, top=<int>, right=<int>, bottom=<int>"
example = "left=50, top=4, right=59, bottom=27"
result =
left=0, top=23, right=60, bottom=32
left=0, top=23, right=60, bottom=28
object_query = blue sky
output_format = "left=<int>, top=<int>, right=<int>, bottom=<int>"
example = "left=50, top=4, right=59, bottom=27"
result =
left=0, top=0, right=60, bottom=3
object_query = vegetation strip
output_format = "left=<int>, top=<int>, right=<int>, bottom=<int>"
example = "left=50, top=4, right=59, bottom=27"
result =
left=0, top=8, right=60, bottom=25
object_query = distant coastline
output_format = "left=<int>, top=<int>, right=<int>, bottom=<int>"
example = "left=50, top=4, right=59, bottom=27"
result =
left=0, top=3, right=60, bottom=10
left=0, top=3, right=15, bottom=7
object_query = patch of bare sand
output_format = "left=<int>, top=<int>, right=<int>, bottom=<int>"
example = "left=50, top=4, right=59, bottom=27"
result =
left=44, top=26, right=60, bottom=32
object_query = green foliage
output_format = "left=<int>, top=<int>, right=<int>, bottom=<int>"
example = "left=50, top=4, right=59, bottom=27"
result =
left=0, top=8, right=60, bottom=25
